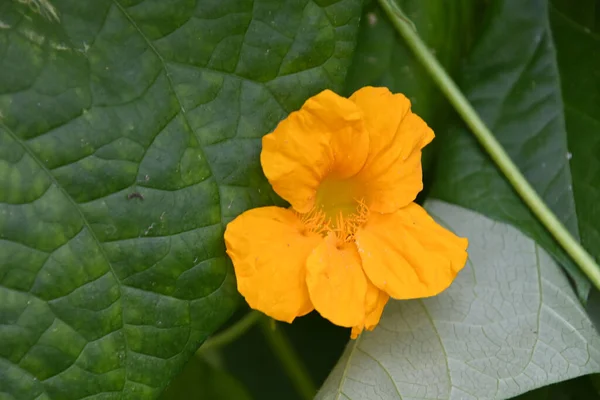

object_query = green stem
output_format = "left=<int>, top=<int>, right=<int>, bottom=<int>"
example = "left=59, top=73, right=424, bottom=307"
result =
left=377, top=0, right=600, bottom=291
left=198, top=311, right=262, bottom=353
left=259, top=317, right=316, bottom=400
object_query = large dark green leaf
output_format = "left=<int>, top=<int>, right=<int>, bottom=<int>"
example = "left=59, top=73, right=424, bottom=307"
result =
left=550, top=0, right=600, bottom=293
left=429, top=0, right=590, bottom=299
left=0, top=0, right=361, bottom=398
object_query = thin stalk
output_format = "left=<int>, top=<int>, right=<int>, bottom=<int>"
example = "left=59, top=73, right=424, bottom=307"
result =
left=377, top=0, right=600, bottom=291
left=259, top=317, right=316, bottom=400
left=198, top=311, right=262, bottom=353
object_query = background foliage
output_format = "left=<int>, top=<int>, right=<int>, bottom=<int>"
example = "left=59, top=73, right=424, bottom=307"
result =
left=1, top=0, right=599, bottom=399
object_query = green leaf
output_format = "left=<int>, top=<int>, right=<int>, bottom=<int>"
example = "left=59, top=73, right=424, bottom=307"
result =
left=317, top=201, right=600, bottom=400
left=0, top=0, right=361, bottom=398
left=550, top=1, right=600, bottom=293
left=160, top=356, right=252, bottom=400
left=428, top=0, right=590, bottom=300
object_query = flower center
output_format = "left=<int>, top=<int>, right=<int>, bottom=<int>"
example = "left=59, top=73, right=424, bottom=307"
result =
left=310, top=177, right=368, bottom=243
left=315, top=177, right=362, bottom=221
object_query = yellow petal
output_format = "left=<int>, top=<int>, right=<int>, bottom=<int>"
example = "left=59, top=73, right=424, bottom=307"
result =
left=355, top=203, right=468, bottom=299
left=364, top=282, right=389, bottom=329
left=261, top=90, right=368, bottom=213
left=306, top=234, right=367, bottom=327
left=350, top=280, right=389, bottom=339
left=350, top=86, right=434, bottom=214
left=225, top=207, right=322, bottom=322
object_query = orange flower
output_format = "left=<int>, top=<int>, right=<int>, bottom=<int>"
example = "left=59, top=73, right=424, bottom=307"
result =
left=225, top=87, right=468, bottom=338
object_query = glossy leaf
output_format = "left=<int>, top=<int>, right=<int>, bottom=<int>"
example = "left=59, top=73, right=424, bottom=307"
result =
left=429, top=0, right=589, bottom=300
left=317, top=201, right=600, bottom=400
left=0, top=0, right=361, bottom=398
